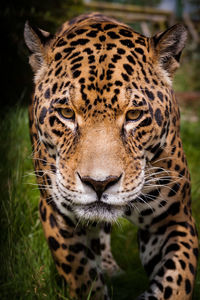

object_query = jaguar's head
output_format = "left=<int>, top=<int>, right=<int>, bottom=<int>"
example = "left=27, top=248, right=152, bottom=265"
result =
left=24, top=15, right=187, bottom=222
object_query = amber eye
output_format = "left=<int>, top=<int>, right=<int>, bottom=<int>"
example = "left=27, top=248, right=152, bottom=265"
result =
left=59, top=107, right=75, bottom=120
left=126, top=110, right=142, bottom=121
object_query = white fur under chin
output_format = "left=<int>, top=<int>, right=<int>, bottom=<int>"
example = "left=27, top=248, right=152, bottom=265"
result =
left=73, top=204, right=123, bottom=223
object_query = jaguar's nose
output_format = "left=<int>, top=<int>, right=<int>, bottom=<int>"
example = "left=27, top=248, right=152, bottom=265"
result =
left=78, top=173, right=121, bottom=200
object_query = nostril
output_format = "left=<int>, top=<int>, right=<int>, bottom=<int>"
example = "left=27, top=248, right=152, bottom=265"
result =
left=77, top=173, right=122, bottom=200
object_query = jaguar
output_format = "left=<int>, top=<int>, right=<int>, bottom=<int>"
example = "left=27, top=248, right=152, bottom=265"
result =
left=24, top=13, right=198, bottom=299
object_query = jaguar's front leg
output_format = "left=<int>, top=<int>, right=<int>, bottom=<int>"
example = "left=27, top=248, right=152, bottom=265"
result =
left=39, top=198, right=109, bottom=300
left=100, top=223, right=122, bottom=277
left=137, top=217, right=198, bottom=300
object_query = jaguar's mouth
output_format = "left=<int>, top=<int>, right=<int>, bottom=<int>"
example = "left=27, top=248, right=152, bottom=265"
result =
left=73, top=201, right=123, bottom=223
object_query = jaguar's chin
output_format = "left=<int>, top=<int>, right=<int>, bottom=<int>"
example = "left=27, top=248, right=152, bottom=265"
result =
left=73, top=201, right=123, bottom=223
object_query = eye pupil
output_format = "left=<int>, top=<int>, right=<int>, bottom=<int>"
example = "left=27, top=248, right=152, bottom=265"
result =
left=126, top=110, right=141, bottom=121
left=59, top=108, right=74, bottom=119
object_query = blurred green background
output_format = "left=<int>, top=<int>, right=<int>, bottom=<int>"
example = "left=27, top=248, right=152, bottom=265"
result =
left=0, top=0, right=200, bottom=299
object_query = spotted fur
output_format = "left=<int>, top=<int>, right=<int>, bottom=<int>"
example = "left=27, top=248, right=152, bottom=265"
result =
left=24, top=13, right=198, bottom=299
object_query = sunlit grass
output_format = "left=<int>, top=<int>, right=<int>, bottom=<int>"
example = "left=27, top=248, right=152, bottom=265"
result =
left=0, top=106, right=199, bottom=299
left=0, top=108, right=65, bottom=300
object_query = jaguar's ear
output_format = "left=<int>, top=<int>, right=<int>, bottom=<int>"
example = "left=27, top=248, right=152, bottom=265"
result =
left=151, top=24, right=187, bottom=79
left=24, top=21, right=53, bottom=73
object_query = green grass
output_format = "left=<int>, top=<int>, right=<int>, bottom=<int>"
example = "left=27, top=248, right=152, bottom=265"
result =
left=0, top=106, right=199, bottom=299
left=0, top=108, right=66, bottom=300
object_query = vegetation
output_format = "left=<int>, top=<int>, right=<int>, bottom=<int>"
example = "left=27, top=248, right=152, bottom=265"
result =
left=95, top=0, right=161, bottom=6
left=174, top=49, right=200, bottom=91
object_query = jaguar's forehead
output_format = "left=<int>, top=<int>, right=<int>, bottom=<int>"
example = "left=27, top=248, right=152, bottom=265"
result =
left=41, top=20, right=165, bottom=119
left=51, top=21, right=152, bottom=82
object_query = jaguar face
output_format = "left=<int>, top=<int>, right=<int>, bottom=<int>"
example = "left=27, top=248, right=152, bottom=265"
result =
left=26, top=16, right=186, bottom=223
left=49, top=88, right=149, bottom=222
left=35, top=71, right=169, bottom=223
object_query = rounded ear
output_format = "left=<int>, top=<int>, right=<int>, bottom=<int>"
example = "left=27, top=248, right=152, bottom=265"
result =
left=151, top=24, right=187, bottom=77
left=24, top=21, right=53, bottom=72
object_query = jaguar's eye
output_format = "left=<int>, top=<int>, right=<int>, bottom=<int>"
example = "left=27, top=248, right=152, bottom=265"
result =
left=59, top=107, right=75, bottom=120
left=126, top=110, right=142, bottom=121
